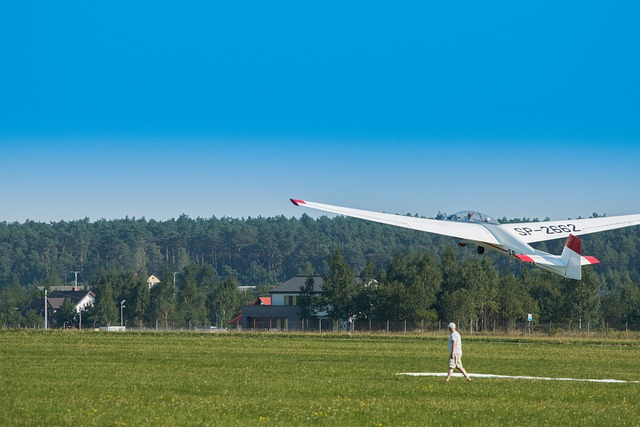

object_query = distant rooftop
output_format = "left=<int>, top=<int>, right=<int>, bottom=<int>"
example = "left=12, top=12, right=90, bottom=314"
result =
left=37, top=285, right=90, bottom=292
left=270, top=276, right=325, bottom=294
left=256, top=297, right=271, bottom=305
left=270, top=276, right=362, bottom=294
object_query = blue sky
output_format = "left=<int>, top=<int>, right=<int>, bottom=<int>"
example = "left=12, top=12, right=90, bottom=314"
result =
left=1, top=1, right=639, bottom=222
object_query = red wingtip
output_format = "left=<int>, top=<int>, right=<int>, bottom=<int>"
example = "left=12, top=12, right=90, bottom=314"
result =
left=566, top=234, right=582, bottom=255
left=290, top=199, right=306, bottom=206
left=583, top=256, right=600, bottom=265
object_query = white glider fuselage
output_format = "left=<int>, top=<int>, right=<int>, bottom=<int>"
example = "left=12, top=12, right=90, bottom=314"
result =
left=449, top=222, right=590, bottom=280
left=290, top=199, right=640, bottom=280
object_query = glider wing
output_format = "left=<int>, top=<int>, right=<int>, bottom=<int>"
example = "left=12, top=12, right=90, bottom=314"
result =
left=506, top=214, right=640, bottom=243
left=290, top=199, right=500, bottom=245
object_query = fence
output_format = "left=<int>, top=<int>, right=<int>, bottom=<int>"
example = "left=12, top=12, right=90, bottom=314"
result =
left=236, top=318, right=640, bottom=335
left=4, top=320, right=640, bottom=335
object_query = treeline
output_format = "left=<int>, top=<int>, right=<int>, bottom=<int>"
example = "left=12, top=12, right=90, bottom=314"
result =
left=0, top=214, right=449, bottom=287
left=85, top=265, right=243, bottom=329
left=1, top=265, right=244, bottom=329
left=1, top=213, right=640, bottom=329
left=2, top=213, right=640, bottom=287
left=311, top=248, right=640, bottom=331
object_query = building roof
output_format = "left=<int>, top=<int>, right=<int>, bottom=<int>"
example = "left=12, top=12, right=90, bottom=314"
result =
left=47, top=297, right=66, bottom=310
left=270, top=276, right=325, bottom=294
left=24, top=290, right=96, bottom=314
left=49, top=290, right=95, bottom=305
left=256, top=297, right=271, bottom=305
left=37, top=286, right=90, bottom=292
left=270, top=276, right=365, bottom=294
left=229, top=313, right=242, bottom=325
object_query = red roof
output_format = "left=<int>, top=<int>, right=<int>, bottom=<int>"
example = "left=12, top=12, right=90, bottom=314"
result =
left=229, top=313, right=242, bottom=325
left=256, top=297, right=271, bottom=305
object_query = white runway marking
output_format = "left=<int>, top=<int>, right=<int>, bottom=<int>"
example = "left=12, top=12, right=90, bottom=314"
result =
left=398, top=372, right=639, bottom=383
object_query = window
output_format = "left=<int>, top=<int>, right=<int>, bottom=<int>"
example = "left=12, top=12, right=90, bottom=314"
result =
left=284, top=295, right=298, bottom=306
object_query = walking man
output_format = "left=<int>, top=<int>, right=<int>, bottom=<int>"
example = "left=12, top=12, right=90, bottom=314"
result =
left=445, top=322, right=472, bottom=382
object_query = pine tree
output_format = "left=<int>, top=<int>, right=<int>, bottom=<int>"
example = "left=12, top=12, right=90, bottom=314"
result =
left=150, top=272, right=176, bottom=329
left=131, top=275, right=150, bottom=327
left=95, top=282, right=118, bottom=326
left=298, top=276, right=317, bottom=322
left=321, top=248, right=356, bottom=322
left=210, top=277, right=241, bottom=326
left=178, top=275, right=207, bottom=327
left=564, top=268, right=602, bottom=328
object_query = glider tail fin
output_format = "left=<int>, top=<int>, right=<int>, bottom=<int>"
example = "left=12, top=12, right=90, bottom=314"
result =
left=560, top=234, right=599, bottom=280
left=561, top=234, right=583, bottom=280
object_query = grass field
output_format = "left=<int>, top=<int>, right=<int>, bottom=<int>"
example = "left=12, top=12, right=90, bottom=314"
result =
left=1, top=331, right=639, bottom=426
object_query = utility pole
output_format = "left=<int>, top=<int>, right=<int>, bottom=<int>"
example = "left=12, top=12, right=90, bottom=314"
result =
left=70, top=271, right=81, bottom=289
left=44, top=289, right=48, bottom=331
left=120, top=300, right=126, bottom=329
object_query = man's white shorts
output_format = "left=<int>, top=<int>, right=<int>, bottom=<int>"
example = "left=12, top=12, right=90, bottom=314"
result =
left=448, top=354, right=463, bottom=370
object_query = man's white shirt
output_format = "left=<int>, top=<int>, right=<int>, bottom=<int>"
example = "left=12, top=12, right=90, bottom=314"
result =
left=448, top=331, right=462, bottom=356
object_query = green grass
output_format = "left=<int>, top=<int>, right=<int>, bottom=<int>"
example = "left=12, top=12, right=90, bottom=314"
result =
left=1, top=331, right=639, bottom=426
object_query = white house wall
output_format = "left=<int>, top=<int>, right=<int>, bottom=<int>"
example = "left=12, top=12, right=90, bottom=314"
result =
left=271, top=294, right=286, bottom=305
left=75, top=294, right=95, bottom=313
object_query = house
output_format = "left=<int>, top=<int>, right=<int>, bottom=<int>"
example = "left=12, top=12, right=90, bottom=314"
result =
left=240, top=276, right=328, bottom=331
left=228, top=297, right=271, bottom=329
left=147, top=275, right=161, bottom=289
left=25, top=290, right=96, bottom=317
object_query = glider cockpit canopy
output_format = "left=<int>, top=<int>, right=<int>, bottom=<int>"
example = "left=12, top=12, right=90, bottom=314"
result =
left=445, top=210, right=499, bottom=225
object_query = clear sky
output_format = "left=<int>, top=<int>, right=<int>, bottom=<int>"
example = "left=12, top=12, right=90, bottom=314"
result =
left=1, top=1, right=639, bottom=223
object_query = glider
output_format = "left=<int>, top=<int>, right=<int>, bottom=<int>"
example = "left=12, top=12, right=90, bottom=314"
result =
left=290, top=198, right=640, bottom=280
